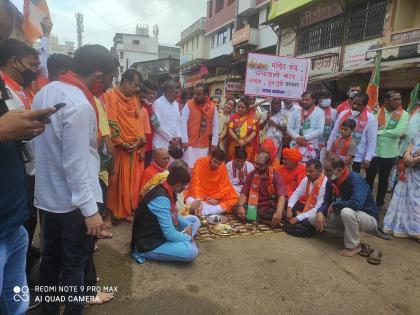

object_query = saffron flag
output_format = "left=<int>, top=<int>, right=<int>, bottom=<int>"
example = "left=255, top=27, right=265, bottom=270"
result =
left=407, top=83, right=420, bottom=114
left=366, top=52, right=381, bottom=110
left=23, top=0, right=51, bottom=43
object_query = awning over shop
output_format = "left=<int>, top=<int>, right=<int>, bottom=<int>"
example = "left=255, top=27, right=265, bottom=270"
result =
left=268, top=0, right=313, bottom=21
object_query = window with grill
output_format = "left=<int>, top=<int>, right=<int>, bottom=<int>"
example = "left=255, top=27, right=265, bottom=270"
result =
left=347, top=0, right=387, bottom=43
left=215, top=0, right=224, bottom=13
left=297, top=15, right=344, bottom=55
left=132, top=39, right=139, bottom=45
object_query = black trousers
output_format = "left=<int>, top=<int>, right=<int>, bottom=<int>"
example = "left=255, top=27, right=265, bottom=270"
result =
left=39, top=209, right=94, bottom=315
left=352, top=162, right=362, bottom=173
left=365, top=156, right=397, bottom=207
left=23, top=175, right=38, bottom=281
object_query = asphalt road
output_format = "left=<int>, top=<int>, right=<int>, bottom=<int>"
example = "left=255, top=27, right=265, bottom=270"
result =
left=84, top=220, right=420, bottom=315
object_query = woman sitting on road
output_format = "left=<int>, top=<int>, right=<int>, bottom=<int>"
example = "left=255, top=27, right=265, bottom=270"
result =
left=131, top=161, right=201, bottom=263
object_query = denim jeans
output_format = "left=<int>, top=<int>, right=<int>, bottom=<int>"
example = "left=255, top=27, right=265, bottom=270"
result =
left=135, top=215, right=200, bottom=263
left=39, top=209, right=93, bottom=315
left=0, top=226, right=29, bottom=315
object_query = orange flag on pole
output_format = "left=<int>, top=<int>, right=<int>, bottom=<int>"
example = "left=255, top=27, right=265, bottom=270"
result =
left=23, top=0, right=51, bottom=43
left=366, top=52, right=381, bottom=110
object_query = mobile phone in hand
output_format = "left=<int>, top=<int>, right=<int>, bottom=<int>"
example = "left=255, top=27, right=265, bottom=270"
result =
left=37, top=103, right=66, bottom=122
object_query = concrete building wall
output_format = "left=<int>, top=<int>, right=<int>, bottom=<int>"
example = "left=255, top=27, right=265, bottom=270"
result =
left=180, top=33, right=210, bottom=64
left=206, top=0, right=236, bottom=34
left=257, top=5, right=277, bottom=50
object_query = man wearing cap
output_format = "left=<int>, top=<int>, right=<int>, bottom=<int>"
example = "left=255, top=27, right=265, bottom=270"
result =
left=276, top=148, right=307, bottom=198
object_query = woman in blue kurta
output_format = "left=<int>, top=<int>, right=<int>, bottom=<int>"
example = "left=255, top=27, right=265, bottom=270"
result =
left=131, top=162, right=200, bottom=263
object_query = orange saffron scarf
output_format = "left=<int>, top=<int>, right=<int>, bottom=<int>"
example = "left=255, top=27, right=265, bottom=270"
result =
left=303, top=175, right=326, bottom=212
left=331, top=136, right=352, bottom=158
left=377, top=106, right=403, bottom=130
left=247, top=168, right=275, bottom=221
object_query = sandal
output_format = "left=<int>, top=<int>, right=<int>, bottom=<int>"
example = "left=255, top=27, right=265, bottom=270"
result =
left=367, top=249, right=382, bottom=265
left=358, top=243, right=371, bottom=257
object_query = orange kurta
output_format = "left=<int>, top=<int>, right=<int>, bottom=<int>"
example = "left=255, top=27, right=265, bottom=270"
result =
left=139, top=162, right=167, bottom=192
left=276, top=164, right=307, bottom=198
left=103, top=88, right=151, bottom=219
left=184, top=157, right=239, bottom=212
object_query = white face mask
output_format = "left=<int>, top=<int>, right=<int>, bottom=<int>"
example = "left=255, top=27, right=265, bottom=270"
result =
left=349, top=91, right=358, bottom=99
left=330, top=173, right=338, bottom=181
left=319, top=99, right=331, bottom=108
left=351, top=110, right=361, bottom=117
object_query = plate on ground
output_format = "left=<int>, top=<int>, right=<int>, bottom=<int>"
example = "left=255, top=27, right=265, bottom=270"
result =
left=207, top=215, right=228, bottom=225
left=209, top=223, right=238, bottom=236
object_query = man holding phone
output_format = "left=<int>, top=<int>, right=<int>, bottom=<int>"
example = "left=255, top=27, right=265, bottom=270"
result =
left=0, top=73, right=54, bottom=315
left=31, top=44, right=116, bottom=315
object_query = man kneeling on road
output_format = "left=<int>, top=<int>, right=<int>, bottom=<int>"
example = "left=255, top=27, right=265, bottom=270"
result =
left=286, top=159, right=327, bottom=224
left=236, top=152, right=287, bottom=227
left=308, top=155, right=379, bottom=257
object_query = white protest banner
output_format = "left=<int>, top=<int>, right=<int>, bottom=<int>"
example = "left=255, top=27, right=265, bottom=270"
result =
left=244, top=53, right=310, bottom=100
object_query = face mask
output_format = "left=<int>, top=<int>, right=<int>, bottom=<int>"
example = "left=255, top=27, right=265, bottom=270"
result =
left=351, top=110, right=361, bottom=117
left=18, top=60, right=37, bottom=88
left=91, top=81, right=105, bottom=97
left=349, top=91, right=358, bottom=99
left=319, top=99, right=331, bottom=108
left=330, top=173, right=338, bottom=181
left=284, top=103, right=293, bottom=109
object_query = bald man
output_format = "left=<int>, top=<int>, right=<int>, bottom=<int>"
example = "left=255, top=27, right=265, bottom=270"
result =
left=237, top=152, right=287, bottom=227
left=140, top=148, right=170, bottom=191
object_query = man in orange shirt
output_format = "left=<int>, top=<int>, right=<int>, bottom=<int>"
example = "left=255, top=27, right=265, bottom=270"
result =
left=103, top=69, right=151, bottom=221
left=181, top=83, right=219, bottom=170
left=139, top=148, right=170, bottom=191
left=276, top=148, right=306, bottom=198
left=184, top=148, right=238, bottom=216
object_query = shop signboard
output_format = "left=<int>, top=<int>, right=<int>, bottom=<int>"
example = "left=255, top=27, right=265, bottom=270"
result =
left=244, top=52, right=310, bottom=99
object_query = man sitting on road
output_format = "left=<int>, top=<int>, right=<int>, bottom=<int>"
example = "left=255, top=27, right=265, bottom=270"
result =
left=226, top=146, right=254, bottom=195
left=308, top=155, right=379, bottom=257
left=276, top=148, right=306, bottom=198
left=140, top=148, right=170, bottom=191
left=236, top=152, right=287, bottom=227
left=184, top=148, right=238, bottom=216
left=286, top=159, right=327, bottom=224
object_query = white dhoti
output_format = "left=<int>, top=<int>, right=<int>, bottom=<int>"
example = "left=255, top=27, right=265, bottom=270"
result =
left=186, top=197, right=224, bottom=216
left=183, top=147, right=209, bottom=169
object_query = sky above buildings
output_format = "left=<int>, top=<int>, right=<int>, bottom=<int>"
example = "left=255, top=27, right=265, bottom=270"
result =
left=10, top=0, right=207, bottom=47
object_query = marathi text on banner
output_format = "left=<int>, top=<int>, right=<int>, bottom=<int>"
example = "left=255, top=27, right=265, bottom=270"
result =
left=244, top=53, right=310, bottom=100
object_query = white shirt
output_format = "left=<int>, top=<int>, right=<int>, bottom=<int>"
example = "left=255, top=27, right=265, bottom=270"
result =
left=32, top=81, right=101, bottom=217
left=152, top=95, right=181, bottom=150
left=319, top=106, right=337, bottom=147
left=180, top=103, right=219, bottom=146
left=226, top=161, right=254, bottom=194
left=4, top=83, right=36, bottom=176
left=281, top=103, right=300, bottom=122
left=287, top=106, right=325, bottom=160
left=327, top=110, right=377, bottom=163
left=288, top=176, right=326, bottom=221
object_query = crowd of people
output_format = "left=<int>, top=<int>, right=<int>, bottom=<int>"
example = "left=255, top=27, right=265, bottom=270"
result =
left=0, top=35, right=419, bottom=315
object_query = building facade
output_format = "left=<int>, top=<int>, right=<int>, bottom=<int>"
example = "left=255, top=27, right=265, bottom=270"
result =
left=268, top=0, right=420, bottom=104
left=112, top=25, right=159, bottom=74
